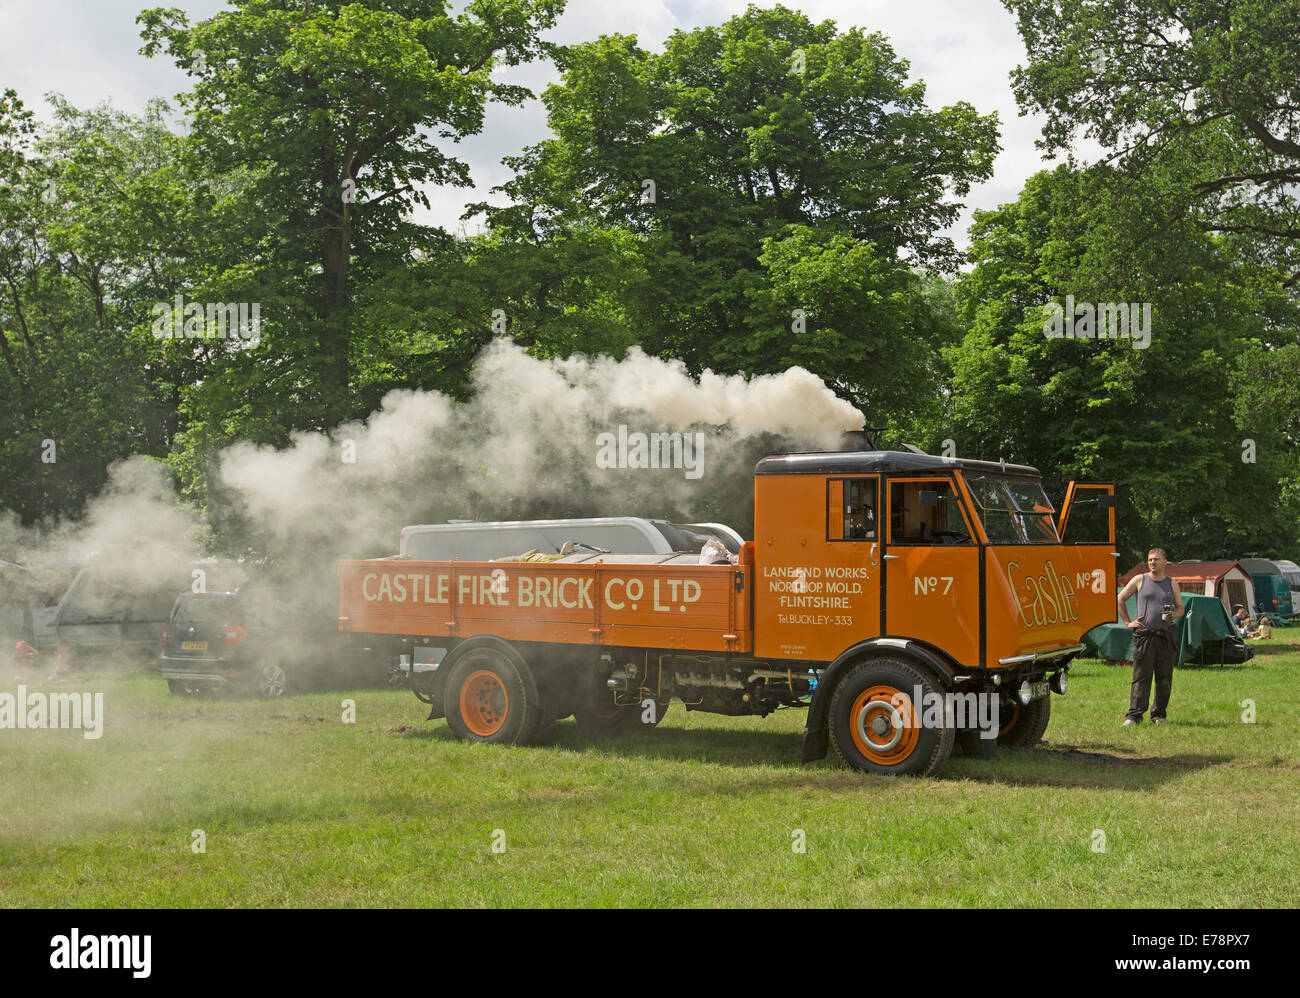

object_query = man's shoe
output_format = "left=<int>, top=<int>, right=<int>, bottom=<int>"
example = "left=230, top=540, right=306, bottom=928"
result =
left=1152, top=718, right=1166, bottom=725
left=1123, top=718, right=1138, bottom=727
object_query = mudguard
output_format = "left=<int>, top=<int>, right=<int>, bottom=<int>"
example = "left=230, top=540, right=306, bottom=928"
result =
left=425, top=636, right=542, bottom=723
left=801, top=638, right=958, bottom=762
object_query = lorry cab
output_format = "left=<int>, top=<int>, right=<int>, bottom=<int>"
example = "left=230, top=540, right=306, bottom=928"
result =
left=751, top=449, right=1117, bottom=767
left=753, top=450, right=1117, bottom=670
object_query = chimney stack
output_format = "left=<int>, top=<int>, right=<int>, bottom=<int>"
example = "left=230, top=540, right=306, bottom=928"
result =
left=839, top=429, right=869, bottom=452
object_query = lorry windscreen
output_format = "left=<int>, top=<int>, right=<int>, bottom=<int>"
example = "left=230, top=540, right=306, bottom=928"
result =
left=963, top=472, right=1060, bottom=544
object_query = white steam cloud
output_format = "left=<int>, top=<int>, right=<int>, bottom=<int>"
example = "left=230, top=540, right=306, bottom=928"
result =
left=218, top=341, right=863, bottom=561
left=3, top=341, right=863, bottom=655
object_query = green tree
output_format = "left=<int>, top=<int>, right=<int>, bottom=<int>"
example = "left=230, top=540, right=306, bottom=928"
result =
left=744, top=226, right=959, bottom=430
left=138, top=0, right=566, bottom=428
left=0, top=94, right=236, bottom=523
left=472, top=4, right=997, bottom=397
left=945, top=165, right=1298, bottom=564
left=1004, top=0, right=1300, bottom=291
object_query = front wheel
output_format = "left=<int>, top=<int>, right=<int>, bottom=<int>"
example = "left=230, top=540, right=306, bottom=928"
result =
left=829, top=657, right=954, bottom=776
left=997, top=694, right=1050, bottom=748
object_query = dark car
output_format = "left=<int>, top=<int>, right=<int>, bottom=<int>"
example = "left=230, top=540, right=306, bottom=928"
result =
left=158, top=587, right=346, bottom=697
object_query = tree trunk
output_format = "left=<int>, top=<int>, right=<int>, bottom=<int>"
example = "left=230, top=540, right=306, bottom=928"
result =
left=319, top=162, right=352, bottom=427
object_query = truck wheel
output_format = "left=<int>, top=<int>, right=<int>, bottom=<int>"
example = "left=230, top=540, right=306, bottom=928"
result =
left=444, top=647, right=539, bottom=745
left=526, top=693, right=565, bottom=744
left=997, top=695, right=1050, bottom=748
left=956, top=729, right=999, bottom=759
left=829, top=658, right=954, bottom=776
left=572, top=691, right=669, bottom=732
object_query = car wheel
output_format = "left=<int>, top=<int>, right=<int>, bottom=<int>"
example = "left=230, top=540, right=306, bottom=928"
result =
left=256, top=663, right=290, bottom=699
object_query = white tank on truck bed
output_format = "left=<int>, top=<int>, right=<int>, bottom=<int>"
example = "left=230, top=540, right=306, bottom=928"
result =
left=398, top=517, right=744, bottom=562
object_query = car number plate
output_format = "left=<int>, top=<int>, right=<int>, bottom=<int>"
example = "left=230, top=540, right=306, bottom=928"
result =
left=181, top=641, right=208, bottom=651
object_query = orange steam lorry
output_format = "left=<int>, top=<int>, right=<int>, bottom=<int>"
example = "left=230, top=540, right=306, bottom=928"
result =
left=338, top=438, right=1118, bottom=776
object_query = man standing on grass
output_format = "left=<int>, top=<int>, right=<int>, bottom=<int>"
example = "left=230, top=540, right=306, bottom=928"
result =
left=1117, top=548, right=1185, bottom=726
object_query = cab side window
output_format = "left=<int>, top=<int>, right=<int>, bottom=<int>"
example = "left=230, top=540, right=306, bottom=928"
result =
left=888, top=480, right=972, bottom=545
left=827, top=478, right=877, bottom=541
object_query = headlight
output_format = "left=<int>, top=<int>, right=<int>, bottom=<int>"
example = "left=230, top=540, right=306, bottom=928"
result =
left=1019, top=680, right=1033, bottom=706
left=1051, top=671, right=1068, bottom=695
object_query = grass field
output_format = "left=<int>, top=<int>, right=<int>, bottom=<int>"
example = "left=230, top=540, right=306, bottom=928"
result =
left=2, top=637, right=1298, bottom=908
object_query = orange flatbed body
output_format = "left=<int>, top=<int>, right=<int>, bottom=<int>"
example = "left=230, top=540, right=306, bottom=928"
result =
left=338, top=552, right=754, bottom=653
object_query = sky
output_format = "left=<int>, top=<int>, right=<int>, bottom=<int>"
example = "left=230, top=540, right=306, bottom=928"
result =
left=0, top=0, right=1071, bottom=250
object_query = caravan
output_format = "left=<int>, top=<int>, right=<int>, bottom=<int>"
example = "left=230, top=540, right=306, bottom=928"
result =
left=1273, top=560, right=1300, bottom=618
left=1238, top=558, right=1295, bottom=619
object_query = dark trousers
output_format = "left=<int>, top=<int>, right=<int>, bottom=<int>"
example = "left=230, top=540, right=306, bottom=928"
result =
left=1128, top=628, right=1175, bottom=721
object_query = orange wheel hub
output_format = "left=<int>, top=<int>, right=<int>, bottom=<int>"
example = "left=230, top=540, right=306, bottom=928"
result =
left=999, top=701, right=1020, bottom=737
left=460, top=670, right=509, bottom=736
left=849, top=685, right=921, bottom=765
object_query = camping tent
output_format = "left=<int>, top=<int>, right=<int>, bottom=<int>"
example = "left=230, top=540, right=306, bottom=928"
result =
left=1118, top=561, right=1256, bottom=619
left=1081, top=593, right=1254, bottom=667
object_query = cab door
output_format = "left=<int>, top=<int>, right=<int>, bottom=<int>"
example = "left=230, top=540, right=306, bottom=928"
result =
left=1058, top=482, right=1116, bottom=545
left=1056, top=481, right=1119, bottom=629
left=883, top=476, right=980, bottom=666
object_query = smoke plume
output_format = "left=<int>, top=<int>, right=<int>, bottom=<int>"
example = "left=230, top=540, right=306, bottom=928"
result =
left=3, top=340, right=863, bottom=655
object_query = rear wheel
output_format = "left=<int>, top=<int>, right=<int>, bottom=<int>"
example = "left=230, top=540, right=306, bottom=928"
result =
left=255, top=663, right=290, bottom=699
left=572, top=686, right=670, bottom=732
left=997, top=694, right=1050, bottom=748
left=526, top=692, right=567, bottom=744
left=829, top=657, right=954, bottom=776
left=444, top=646, right=539, bottom=745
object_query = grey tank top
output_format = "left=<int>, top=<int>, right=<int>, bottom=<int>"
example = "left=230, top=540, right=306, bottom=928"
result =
left=1137, top=574, right=1176, bottom=631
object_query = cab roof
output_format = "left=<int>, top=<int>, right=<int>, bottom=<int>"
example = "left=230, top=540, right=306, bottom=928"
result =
left=754, top=450, right=1041, bottom=477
